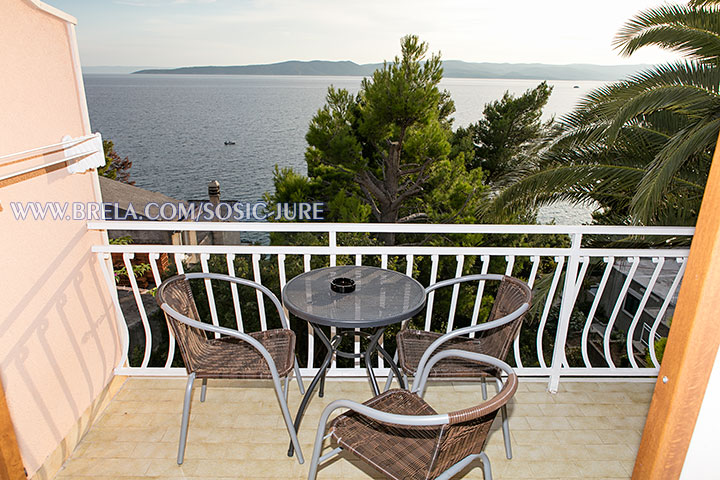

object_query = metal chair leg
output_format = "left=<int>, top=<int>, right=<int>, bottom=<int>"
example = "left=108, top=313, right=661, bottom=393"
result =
left=273, top=375, right=305, bottom=464
left=481, top=375, right=487, bottom=400
left=200, top=378, right=207, bottom=402
left=495, top=377, right=512, bottom=459
left=479, top=451, right=493, bottom=480
left=294, top=357, right=305, bottom=395
left=178, top=372, right=195, bottom=465
left=308, top=405, right=344, bottom=480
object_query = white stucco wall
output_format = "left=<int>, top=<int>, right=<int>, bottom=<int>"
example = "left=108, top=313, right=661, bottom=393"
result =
left=0, top=1, right=121, bottom=476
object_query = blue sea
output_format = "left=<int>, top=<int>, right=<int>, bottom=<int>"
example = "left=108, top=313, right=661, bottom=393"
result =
left=84, top=74, right=603, bottom=224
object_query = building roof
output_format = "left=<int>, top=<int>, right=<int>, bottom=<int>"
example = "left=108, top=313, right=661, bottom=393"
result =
left=99, top=176, right=189, bottom=221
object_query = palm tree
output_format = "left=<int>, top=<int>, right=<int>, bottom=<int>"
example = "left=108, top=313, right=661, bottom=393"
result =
left=488, top=0, right=720, bottom=226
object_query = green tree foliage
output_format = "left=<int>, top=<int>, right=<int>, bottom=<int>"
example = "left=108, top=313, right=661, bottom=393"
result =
left=455, top=82, right=553, bottom=185
left=487, top=1, right=720, bottom=226
left=98, top=139, right=133, bottom=184
left=266, top=35, right=487, bottom=244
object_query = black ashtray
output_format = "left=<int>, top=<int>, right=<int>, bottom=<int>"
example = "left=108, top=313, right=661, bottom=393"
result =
left=331, top=277, right=356, bottom=293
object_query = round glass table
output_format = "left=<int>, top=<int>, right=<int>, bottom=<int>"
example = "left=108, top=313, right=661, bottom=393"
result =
left=282, top=265, right=426, bottom=457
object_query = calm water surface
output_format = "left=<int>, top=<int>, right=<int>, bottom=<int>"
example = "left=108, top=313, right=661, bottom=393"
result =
left=85, top=74, right=603, bottom=223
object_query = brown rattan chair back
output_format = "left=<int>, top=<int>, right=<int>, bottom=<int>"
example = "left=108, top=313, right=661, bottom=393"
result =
left=428, top=371, right=518, bottom=477
left=476, top=275, right=533, bottom=360
left=157, top=277, right=209, bottom=373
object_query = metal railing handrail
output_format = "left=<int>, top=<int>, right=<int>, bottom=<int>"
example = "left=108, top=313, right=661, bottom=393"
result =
left=88, top=220, right=695, bottom=237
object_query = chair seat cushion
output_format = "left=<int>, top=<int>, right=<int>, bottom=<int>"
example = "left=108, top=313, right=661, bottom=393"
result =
left=396, top=329, right=498, bottom=378
left=330, top=389, right=441, bottom=480
left=192, top=329, right=296, bottom=379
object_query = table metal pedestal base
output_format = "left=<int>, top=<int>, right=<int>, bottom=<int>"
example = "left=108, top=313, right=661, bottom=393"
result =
left=287, top=325, right=406, bottom=457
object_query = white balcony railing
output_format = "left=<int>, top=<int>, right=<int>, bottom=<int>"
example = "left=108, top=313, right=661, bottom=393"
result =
left=89, top=221, right=694, bottom=392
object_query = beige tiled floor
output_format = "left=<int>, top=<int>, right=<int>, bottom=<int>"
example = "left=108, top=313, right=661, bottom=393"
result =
left=54, top=377, right=653, bottom=479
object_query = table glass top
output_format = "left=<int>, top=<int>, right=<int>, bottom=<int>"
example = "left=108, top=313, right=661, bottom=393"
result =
left=282, top=266, right=426, bottom=328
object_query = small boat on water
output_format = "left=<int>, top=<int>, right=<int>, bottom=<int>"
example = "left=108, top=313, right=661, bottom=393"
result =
left=573, top=85, right=580, bottom=89
left=224, top=141, right=236, bottom=145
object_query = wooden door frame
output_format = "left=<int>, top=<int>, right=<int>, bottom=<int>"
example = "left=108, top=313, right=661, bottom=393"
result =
left=632, top=132, right=720, bottom=478
left=0, top=377, right=26, bottom=480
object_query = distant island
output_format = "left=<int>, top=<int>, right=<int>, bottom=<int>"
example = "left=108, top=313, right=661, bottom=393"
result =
left=132, top=60, right=652, bottom=81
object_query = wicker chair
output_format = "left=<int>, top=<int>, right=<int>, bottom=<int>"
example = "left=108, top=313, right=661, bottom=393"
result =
left=386, top=274, right=532, bottom=460
left=308, top=350, right=518, bottom=480
left=156, top=272, right=306, bottom=464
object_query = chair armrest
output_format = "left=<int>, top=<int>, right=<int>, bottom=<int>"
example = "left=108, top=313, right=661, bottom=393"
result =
left=183, top=272, right=291, bottom=329
left=412, top=302, right=529, bottom=382
left=318, top=399, right=450, bottom=428
left=425, top=274, right=506, bottom=294
left=160, top=303, right=284, bottom=381
left=413, top=349, right=515, bottom=396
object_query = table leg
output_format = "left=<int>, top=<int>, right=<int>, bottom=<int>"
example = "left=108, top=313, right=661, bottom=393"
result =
left=319, top=369, right=326, bottom=398
left=375, top=342, right=406, bottom=390
left=288, top=325, right=335, bottom=458
left=364, top=328, right=386, bottom=396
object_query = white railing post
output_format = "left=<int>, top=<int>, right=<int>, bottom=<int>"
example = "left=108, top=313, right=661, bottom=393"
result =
left=548, top=233, right=582, bottom=393
left=329, top=229, right=337, bottom=267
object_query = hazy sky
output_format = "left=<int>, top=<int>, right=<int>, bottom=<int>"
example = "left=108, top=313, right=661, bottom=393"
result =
left=49, top=0, right=679, bottom=67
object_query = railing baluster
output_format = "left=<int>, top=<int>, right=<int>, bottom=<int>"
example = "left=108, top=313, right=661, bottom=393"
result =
left=581, top=257, right=615, bottom=368
left=251, top=253, right=267, bottom=331
left=604, top=257, right=640, bottom=368
left=401, top=254, right=414, bottom=330
left=98, top=253, right=129, bottom=370
left=424, top=254, right=440, bottom=331
left=354, top=254, right=362, bottom=367
left=329, top=230, right=337, bottom=267
left=173, top=253, right=185, bottom=274
left=626, top=258, right=665, bottom=368
left=122, top=253, right=152, bottom=368
left=537, top=256, right=565, bottom=370
left=575, top=256, right=590, bottom=292
left=377, top=254, right=389, bottom=368
left=648, top=258, right=686, bottom=368
left=148, top=253, right=162, bottom=285
left=149, top=253, right=175, bottom=368
left=504, top=255, right=515, bottom=275
left=199, top=254, right=220, bottom=338
left=277, top=254, right=289, bottom=322
left=469, top=255, right=490, bottom=339
left=527, top=255, right=540, bottom=288
left=513, top=255, right=541, bottom=367
left=226, top=254, right=243, bottom=332
left=304, top=254, right=313, bottom=368
left=447, top=255, right=464, bottom=333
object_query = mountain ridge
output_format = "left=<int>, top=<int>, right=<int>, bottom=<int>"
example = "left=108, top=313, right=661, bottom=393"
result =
left=133, top=59, right=653, bottom=81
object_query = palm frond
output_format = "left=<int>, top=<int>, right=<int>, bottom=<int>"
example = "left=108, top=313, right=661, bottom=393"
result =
left=608, top=83, right=720, bottom=139
left=614, top=4, right=720, bottom=62
left=689, top=0, right=720, bottom=6
left=483, top=164, right=646, bottom=221
left=631, top=117, right=720, bottom=222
